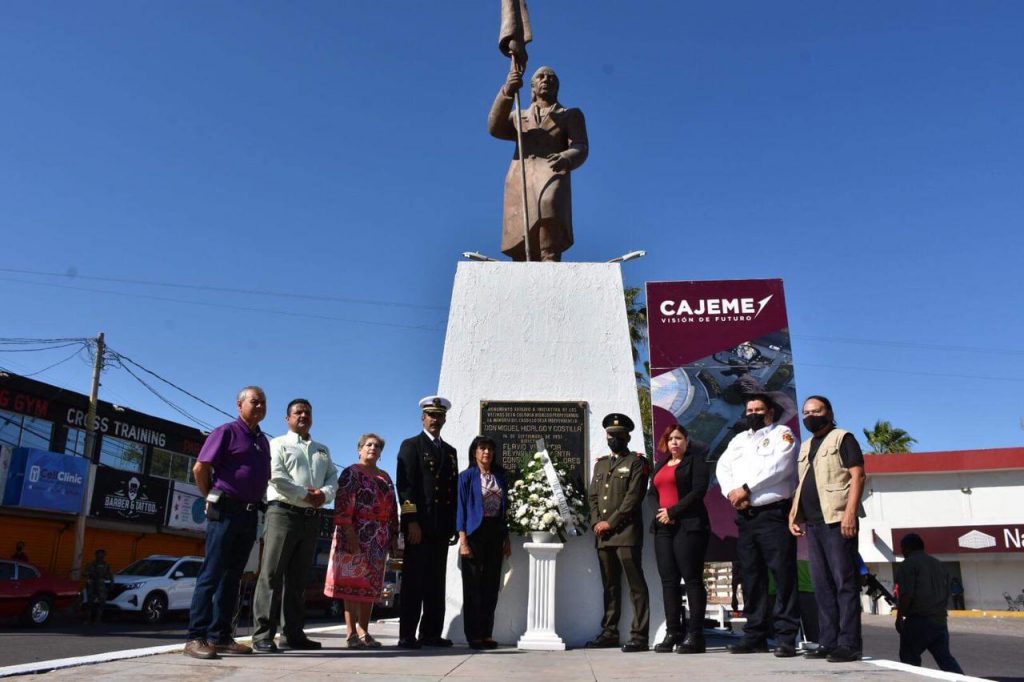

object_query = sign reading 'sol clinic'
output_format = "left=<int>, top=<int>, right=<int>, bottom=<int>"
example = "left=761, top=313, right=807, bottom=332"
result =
left=2, top=448, right=89, bottom=513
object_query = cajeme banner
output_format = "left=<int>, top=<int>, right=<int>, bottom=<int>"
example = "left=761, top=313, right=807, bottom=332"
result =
left=646, top=279, right=798, bottom=561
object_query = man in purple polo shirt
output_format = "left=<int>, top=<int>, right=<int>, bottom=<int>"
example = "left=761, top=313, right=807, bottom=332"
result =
left=184, top=386, right=272, bottom=660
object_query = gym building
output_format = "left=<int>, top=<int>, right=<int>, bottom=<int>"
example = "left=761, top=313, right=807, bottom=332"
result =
left=1, top=372, right=210, bottom=576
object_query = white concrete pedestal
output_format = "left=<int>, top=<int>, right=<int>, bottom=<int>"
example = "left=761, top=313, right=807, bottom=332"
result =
left=517, top=542, right=566, bottom=651
left=437, top=262, right=662, bottom=647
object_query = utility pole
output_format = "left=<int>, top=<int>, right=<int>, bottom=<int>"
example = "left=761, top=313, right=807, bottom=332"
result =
left=71, top=332, right=104, bottom=579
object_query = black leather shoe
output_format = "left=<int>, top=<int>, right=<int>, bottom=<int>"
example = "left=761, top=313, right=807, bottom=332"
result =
left=803, top=646, right=833, bottom=659
left=252, top=640, right=279, bottom=653
left=585, top=633, right=620, bottom=649
left=826, top=646, right=862, bottom=663
left=728, top=640, right=769, bottom=654
left=396, top=638, right=422, bottom=649
left=621, top=639, right=649, bottom=653
left=773, top=644, right=798, bottom=658
left=481, top=639, right=499, bottom=650
left=420, top=636, right=454, bottom=648
left=285, top=638, right=322, bottom=650
left=675, top=634, right=706, bottom=654
left=653, top=633, right=681, bottom=653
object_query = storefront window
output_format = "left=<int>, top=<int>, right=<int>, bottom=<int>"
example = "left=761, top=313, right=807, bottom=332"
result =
left=151, top=447, right=196, bottom=484
left=65, top=427, right=88, bottom=458
left=98, top=435, right=145, bottom=473
left=0, top=409, right=53, bottom=450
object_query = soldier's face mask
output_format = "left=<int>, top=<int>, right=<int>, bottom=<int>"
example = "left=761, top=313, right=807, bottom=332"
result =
left=606, top=434, right=629, bottom=454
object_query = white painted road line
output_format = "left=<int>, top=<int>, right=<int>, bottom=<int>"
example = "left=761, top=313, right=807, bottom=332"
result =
left=0, top=624, right=349, bottom=678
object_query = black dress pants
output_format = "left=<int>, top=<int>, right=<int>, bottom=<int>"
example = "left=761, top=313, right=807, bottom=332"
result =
left=806, top=521, right=862, bottom=651
left=400, top=535, right=450, bottom=641
left=735, top=505, right=800, bottom=647
left=653, top=524, right=708, bottom=636
left=459, top=518, right=504, bottom=642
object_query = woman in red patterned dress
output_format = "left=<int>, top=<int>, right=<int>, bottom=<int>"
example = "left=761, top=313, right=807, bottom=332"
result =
left=325, top=433, right=398, bottom=648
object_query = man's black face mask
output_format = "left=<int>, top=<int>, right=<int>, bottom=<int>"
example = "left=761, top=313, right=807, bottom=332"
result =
left=607, top=435, right=629, bottom=454
left=745, top=413, right=767, bottom=431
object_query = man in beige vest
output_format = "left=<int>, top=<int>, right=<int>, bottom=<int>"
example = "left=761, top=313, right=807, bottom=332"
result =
left=789, top=395, right=866, bottom=663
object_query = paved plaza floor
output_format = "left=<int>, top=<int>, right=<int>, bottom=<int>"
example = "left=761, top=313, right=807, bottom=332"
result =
left=1, top=621, right=981, bottom=682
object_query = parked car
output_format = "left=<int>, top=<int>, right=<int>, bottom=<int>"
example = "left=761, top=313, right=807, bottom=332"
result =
left=104, top=555, right=203, bottom=624
left=0, top=559, right=81, bottom=627
left=304, top=563, right=401, bottom=618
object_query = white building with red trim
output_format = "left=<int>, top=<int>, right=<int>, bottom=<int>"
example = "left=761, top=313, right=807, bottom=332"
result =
left=859, top=447, right=1024, bottom=613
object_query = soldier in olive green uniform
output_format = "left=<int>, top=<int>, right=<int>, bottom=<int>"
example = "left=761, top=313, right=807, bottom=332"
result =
left=585, top=414, right=651, bottom=652
left=83, top=549, right=113, bottom=624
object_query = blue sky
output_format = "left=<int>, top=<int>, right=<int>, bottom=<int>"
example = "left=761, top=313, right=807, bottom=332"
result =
left=2, top=1, right=1022, bottom=474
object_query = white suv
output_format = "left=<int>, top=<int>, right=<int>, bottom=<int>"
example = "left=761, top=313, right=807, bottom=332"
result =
left=107, top=555, right=203, bottom=624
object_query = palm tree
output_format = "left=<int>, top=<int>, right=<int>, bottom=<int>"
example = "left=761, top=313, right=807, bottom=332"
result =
left=623, top=286, right=648, bottom=370
left=624, top=287, right=653, bottom=455
left=863, top=420, right=917, bottom=453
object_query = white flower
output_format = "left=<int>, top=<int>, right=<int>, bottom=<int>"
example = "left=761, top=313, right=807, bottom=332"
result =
left=533, top=453, right=543, bottom=460
left=528, top=494, right=539, bottom=503
left=541, top=512, right=555, bottom=525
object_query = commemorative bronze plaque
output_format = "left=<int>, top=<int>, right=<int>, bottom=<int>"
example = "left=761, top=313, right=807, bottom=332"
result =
left=479, top=400, right=588, bottom=488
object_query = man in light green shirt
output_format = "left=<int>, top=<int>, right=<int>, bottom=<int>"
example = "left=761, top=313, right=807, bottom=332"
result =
left=252, top=399, right=338, bottom=652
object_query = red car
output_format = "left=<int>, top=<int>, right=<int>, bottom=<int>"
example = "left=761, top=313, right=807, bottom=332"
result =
left=0, top=559, right=82, bottom=626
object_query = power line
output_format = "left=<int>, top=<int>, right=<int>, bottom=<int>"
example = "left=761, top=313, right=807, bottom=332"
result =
left=793, top=334, right=1024, bottom=357
left=19, top=345, right=89, bottom=378
left=799, top=361, right=1024, bottom=384
left=0, top=266, right=448, bottom=311
left=0, top=277, right=445, bottom=332
left=107, top=348, right=234, bottom=422
left=112, top=359, right=216, bottom=432
left=0, top=340, right=91, bottom=353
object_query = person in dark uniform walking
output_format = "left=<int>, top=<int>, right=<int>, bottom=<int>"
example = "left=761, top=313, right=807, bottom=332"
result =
left=585, top=413, right=651, bottom=653
left=894, top=533, right=964, bottom=674
left=395, top=395, right=458, bottom=649
left=83, top=549, right=113, bottom=624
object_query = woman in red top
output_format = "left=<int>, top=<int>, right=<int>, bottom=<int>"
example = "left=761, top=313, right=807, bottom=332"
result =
left=648, top=424, right=710, bottom=654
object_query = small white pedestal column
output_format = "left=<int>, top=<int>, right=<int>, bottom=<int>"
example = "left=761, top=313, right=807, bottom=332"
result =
left=517, top=542, right=566, bottom=651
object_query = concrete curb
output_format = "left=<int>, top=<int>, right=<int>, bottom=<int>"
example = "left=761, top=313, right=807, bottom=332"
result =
left=0, top=624, right=348, bottom=678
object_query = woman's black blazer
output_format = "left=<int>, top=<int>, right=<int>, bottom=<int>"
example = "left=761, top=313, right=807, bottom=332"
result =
left=647, top=449, right=711, bottom=532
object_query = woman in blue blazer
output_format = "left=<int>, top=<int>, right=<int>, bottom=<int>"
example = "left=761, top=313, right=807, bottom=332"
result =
left=456, top=436, right=510, bottom=649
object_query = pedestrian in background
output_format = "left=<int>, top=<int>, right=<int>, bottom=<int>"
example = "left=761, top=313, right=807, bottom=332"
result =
left=326, top=433, right=398, bottom=649
left=11, top=541, right=29, bottom=562
left=788, top=395, right=865, bottom=663
left=647, top=424, right=709, bottom=654
left=185, top=386, right=271, bottom=660
left=252, top=398, right=337, bottom=653
left=83, top=548, right=112, bottom=624
left=894, top=533, right=964, bottom=674
left=456, top=435, right=510, bottom=650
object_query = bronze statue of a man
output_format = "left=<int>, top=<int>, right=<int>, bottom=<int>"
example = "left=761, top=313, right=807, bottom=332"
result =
left=488, top=66, right=589, bottom=262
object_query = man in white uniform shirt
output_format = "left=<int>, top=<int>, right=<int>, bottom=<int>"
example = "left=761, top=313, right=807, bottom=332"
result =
left=716, top=393, right=801, bottom=657
left=252, top=399, right=338, bottom=652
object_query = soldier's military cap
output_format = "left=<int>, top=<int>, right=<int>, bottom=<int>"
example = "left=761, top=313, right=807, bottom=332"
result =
left=602, top=413, right=634, bottom=434
left=419, top=395, right=451, bottom=415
